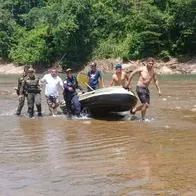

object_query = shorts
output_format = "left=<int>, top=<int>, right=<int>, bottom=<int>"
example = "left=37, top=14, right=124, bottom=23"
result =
left=136, top=86, right=150, bottom=104
left=46, top=95, right=59, bottom=105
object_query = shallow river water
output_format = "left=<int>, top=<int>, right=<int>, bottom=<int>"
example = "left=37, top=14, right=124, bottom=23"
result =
left=0, top=74, right=196, bottom=196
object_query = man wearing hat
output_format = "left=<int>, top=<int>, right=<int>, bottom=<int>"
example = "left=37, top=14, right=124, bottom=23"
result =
left=15, top=65, right=30, bottom=115
left=63, top=68, right=84, bottom=117
left=110, top=64, right=129, bottom=88
left=87, top=62, right=104, bottom=91
left=19, top=68, right=42, bottom=118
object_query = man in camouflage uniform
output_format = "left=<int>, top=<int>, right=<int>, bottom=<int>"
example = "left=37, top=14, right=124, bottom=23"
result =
left=16, top=65, right=30, bottom=115
left=19, top=68, right=42, bottom=118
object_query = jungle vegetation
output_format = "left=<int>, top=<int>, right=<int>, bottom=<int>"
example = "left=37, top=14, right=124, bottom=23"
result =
left=0, top=0, right=195, bottom=69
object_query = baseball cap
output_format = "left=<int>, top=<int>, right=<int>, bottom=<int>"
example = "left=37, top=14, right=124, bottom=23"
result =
left=115, top=64, right=122, bottom=69
left=90, top=62, right=97, bottom=67
left=28, top=68, right=35, bottom=72
left=66, top=68, right=72, bottom=72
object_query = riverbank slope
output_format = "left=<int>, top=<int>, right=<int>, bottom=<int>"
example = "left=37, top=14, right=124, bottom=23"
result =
left=1, top=58, right=196, bottom=75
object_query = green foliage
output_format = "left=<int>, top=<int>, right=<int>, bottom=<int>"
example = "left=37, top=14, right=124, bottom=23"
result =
left=0, top=8, right=15, bottom=58
left=9, top=25, right=48, bottom=64
left=158, top=50, right=171, bottom=62
left=0, top=0, right=195, bottom=68
left=169, top=0, right=196, bottom=55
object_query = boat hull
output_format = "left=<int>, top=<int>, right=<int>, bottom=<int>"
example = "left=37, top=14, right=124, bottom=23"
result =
left=79, top=86, right=137, bottom=114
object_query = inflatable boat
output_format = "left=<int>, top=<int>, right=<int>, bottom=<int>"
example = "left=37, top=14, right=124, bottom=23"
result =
left=79, top=86, right=137, bottom=115
left=60, top=86, right=137, bottom=116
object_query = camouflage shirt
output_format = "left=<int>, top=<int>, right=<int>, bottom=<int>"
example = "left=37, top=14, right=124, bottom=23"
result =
left=20, top=75, right=41, bottom=95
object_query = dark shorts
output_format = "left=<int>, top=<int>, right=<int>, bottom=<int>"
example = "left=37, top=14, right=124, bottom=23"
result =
left=136, top=86, right=150, bottom=104
left=46, top=95, right=58, bottom=105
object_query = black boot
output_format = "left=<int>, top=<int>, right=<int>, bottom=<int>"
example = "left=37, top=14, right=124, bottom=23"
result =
left=28, top=108, right=34, bottom=118
left=16, top=111, right=21, bottom=116
left=36, top=105, right=42, bottom=117
left=38, top=112, right=42, bottom=117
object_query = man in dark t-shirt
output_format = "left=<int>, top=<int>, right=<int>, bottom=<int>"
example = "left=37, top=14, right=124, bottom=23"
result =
left=63, top=68, right=84, bottom=117
left=87, top=62, right=104, bottom=91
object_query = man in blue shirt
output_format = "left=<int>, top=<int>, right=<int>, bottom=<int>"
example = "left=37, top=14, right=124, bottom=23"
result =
left=63, top=68, right=84, bottom=117
left=87, top=62, right=104, bottom=91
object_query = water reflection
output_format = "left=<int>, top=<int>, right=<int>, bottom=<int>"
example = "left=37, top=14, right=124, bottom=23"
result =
left=19, top=118, right=44, bottom=144
left=0, top=75, right=196, bottom=195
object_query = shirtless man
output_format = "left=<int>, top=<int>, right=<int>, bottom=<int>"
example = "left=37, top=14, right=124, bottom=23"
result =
left=110, top=64, right=129, bottom=88
left=127, top=57, right=161, bottom=120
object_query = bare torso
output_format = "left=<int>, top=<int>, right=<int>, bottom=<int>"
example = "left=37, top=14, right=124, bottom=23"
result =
left=112, top=71, right=129, bottom=87
left=137, top=66, right=155, bottom=88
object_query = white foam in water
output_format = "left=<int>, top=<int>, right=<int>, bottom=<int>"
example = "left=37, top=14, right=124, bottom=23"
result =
left=141, top=117, right=154, bottom=123
left=127, top=114, right=155, bottom=123
left=71, top=114, right=91, bottom=120
left=0, top=109, right=17, bottom=116
left=143, top=118, right=151, bottom=122
left=2, top=108, right=152, bottom=122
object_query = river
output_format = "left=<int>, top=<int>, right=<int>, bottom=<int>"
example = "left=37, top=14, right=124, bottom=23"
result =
left=0, top=74, right=196, bottom=195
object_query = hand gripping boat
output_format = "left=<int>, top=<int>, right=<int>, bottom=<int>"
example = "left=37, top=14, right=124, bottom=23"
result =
left=79, top=86, right=137, bottom=115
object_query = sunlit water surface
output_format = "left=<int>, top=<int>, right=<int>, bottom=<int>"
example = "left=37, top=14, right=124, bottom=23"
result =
left=0, top=74, right=196, bottom=196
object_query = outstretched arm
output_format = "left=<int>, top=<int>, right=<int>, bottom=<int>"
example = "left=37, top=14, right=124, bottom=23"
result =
left=58, top=77, right=64, bottom=90
left=124, top=73, right=130, bottom=89
left=110, top=77, right=114, bottom=86
left=100, top=76, right=104, bottom=88
left=110, top=74, right=117, bottom=86
left=126, top=68, right=142, bottom=88
left=39, top=75, right=46, bottom=86
left=153, top=73, right=161, bottom=96
left=99, top=71, right=104, bottom=88
left=19, top=80, right=25, bottom=96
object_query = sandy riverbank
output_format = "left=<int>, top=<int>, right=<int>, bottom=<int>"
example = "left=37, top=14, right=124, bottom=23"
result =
left=1, top=58, right=196, bottom=75
left=91, top=57, right=196, bottom=75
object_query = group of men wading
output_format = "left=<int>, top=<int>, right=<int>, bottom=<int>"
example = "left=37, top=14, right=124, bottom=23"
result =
left=15, top=57, right=161, bottom=120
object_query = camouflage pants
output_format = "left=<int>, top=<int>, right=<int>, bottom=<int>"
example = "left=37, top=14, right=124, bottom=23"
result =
left=27, top=93, right=42, bottom=116
left=16, top=96, right=26, bottom=115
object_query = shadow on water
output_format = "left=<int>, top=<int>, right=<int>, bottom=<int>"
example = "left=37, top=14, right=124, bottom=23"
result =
left=90, top=112, right=127, bottom=121
left=89, top=112, right=143, bottom=121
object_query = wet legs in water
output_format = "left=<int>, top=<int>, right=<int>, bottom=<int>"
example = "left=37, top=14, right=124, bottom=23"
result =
left=47, top=96, right=59, bottom=116
left=16, top=96, right=25, bottom=115
left=65, top=95, right=81, bottom=118
left=130, top=103, right=149, bottom=120
left=72, top=95, right=81, bottom=117
left=27, top=93, right=42, bottom=118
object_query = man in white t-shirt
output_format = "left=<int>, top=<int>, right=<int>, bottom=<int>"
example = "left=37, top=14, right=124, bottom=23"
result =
left=40, top=68, right=64, bottom=115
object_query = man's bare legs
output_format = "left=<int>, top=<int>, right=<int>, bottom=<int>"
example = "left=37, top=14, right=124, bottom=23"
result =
left=131, top=103, right=149, bottom=120
left=48, top=102, right=59, bottom=116
left=141, top=103, right=149, bottom=120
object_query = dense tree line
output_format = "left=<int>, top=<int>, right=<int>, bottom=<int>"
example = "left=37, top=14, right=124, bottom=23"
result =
left=0, top=0, right=195, bottom=69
